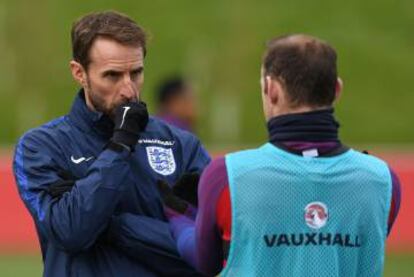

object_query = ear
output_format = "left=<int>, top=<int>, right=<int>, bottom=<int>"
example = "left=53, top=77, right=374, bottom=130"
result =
left=334, top=77, right=343, bottom=102
left=70, top=60, right=87, bottom=87
left=266, top=76, right=281, bottom=105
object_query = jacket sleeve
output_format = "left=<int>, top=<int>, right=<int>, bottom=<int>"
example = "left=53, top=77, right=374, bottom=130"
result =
left=107, top=213, right=202, bottom=276
left=13, top=130, right=132, bottom=253
left=182, top=134, right=211, bottom=174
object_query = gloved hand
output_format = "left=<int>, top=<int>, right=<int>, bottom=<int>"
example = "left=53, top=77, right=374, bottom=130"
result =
left=157, top=180, right=189, bottom=214
left=111, top=101, right=149, bottom=149
left=172, top=172, right=200, bottom=207
left=156, top=172, right=200, bottom=215
left=47, top=170, right=77, bottom=198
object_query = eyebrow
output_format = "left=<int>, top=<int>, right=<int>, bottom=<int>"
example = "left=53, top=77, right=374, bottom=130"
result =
left=102, top=66, right=144, bottom=76
left=130, top=67, right=144, bottom=74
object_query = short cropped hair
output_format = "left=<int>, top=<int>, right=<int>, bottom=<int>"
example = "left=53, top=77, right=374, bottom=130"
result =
left=71, top=11, right=147, bottom=69
left=157, top=77, right=188, bottom=105
left=263, top=34, right=337, bottom=108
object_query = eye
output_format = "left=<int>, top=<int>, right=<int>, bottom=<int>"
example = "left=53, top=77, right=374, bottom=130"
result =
left=130, top=68, right=143, bottom=80
left=103, top=70, right=121, bottom=80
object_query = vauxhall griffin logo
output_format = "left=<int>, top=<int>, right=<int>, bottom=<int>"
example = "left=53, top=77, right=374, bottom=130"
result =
left=304, top=202, right=328, bottom=229
left=263, top=201, right=361, bottom=248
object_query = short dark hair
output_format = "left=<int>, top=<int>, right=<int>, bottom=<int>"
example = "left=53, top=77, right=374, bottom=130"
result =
left=263, top=34, right=337, bottom=108
left=71, top=11, right=147, bottom=69
left=157, top=77, right=188, bottom=105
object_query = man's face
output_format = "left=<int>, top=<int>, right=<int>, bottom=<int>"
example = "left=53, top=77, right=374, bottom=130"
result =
left=78, top=38, right=144, bottom=117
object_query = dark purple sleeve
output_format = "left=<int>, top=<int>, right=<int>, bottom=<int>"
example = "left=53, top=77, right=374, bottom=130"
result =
left=388, top=167, right=401, bottom=236
left=195, top=157, right=228, bottom=276
left=168, top=157, right=228, bottom=276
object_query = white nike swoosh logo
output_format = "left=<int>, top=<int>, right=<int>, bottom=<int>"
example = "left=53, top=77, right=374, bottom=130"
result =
left=120, top=106, right=131, bottom=128
left=70, top=155, right=94, bottom=164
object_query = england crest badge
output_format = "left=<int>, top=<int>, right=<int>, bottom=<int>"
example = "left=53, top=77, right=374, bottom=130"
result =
left=146, top=146, right=176, bottom=176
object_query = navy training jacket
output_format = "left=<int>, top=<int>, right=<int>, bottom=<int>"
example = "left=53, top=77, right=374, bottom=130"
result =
left=13, top=91, right=210, bottom=276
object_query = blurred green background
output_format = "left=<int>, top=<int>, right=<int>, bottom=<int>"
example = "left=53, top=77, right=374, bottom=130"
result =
left=0, top=0, right=413, bottom=275
left=0, top=0, right=413, bottom=148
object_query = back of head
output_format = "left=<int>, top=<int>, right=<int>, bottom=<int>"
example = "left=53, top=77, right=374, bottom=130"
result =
left=156, top=76, right=197, bottom=132
left=71, top=11, right=147, bottom=70
left=263, top=34, right=337, bottom=108
left=157, top=77, right=188, bottom=108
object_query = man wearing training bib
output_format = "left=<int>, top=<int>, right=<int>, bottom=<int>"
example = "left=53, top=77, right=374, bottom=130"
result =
left=158, top=34, right=401, bottom=277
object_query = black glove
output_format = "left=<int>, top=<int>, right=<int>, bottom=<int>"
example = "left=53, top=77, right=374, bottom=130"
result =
left=172, top=172, right=200, bottom=207
left=111, top=101, right=149, bottom=149
left=157, top=180, right=189, bottom=214
left=47, top=170, right=77, bottom=198
left=156, top=172, right=200, bottom=214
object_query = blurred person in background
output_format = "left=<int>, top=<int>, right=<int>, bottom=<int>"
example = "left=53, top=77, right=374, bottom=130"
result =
left=157, top=34, right=401, bottom=276
left=156, top=76, right=198, bottom=133
left=13, top=11, right=209, bottom=277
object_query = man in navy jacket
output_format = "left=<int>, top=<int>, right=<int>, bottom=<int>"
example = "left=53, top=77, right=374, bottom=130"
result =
left=13, top=11, right=210, bottom=276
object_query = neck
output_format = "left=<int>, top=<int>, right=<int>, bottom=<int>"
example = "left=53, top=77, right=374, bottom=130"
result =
left=267, top=105, right=332, bottom=121
left=267, top=108, right=340, bottom=143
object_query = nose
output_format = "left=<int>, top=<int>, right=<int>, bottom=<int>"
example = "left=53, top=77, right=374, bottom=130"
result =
left=120, top=75, right=137, bottom=101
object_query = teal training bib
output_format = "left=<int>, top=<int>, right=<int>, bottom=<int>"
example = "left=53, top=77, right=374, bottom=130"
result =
left=221, top=143, right=392, bottom=277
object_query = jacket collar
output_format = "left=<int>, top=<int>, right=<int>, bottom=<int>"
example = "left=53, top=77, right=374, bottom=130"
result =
left=68, top=89, right=114, bottom=138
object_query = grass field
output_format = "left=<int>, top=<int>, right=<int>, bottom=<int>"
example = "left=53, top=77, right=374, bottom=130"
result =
left=0, top=253, right=412, bottom=276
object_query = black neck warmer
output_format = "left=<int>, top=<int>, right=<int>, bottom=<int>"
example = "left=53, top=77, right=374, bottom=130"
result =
left=267, top=108, right=340, bottom=143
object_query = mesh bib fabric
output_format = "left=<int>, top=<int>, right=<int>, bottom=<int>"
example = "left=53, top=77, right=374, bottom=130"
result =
left=220, top=143, right=391, bottom=277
